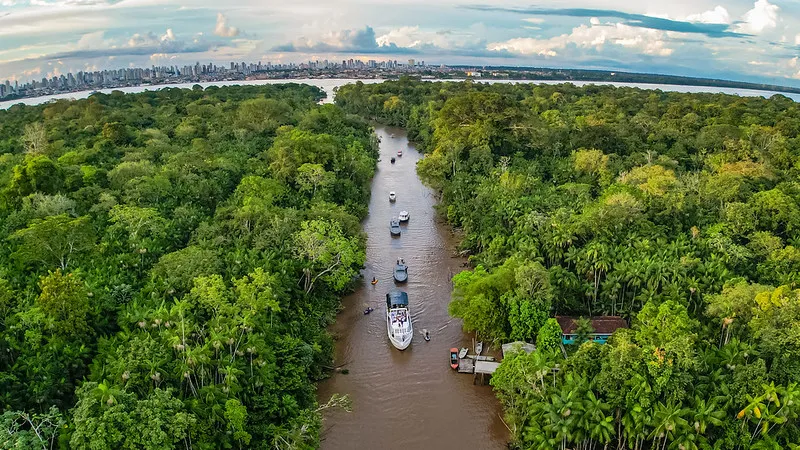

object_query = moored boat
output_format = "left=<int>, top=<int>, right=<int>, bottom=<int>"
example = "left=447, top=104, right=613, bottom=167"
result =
left=390, top=219, right=401, bottom=236
left=393, top=258, right=408, bottom=283
left=386, top=290, right=412, bottom=350
left=459, top=347, right=468, bottom=358
left=475, top=341, right=483, bottom=355
left=450, top=348, right=459, bottom=369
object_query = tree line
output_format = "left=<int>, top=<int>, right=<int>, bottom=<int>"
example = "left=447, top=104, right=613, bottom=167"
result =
left=335, top=79, right=800, bottom=449
left=0, top=84, right=376, bottom=448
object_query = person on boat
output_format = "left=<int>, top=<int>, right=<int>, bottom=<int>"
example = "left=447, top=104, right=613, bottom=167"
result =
left=371, top=276, right=378, bottom=285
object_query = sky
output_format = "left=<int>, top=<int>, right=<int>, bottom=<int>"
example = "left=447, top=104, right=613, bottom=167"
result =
left=1, top=0, right=800, bottom=87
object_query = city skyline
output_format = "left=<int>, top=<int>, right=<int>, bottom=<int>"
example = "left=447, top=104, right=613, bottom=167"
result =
left=1, top=1, right=800, bottom=88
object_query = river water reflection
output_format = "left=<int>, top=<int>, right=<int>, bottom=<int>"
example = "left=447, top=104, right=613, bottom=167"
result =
left=315, top=126, right=508, bottom=449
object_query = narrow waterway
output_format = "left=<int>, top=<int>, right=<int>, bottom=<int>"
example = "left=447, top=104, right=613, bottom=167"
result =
left=316, top=126, right=508, bottom=449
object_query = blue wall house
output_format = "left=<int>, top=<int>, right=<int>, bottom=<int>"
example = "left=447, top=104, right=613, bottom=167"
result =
left=555, top=316, right=628, bottom=345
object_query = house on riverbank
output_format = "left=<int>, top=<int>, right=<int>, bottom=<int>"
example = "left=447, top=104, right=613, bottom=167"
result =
left=556, top=316, right=628, bottom=345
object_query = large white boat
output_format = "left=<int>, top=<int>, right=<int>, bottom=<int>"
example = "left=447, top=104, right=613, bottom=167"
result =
left=386, top=290, right=413, bottom=350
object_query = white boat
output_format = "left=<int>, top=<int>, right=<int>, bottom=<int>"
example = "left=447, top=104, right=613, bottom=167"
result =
left=398, top=211, right=409, bottom=222
left=389, top=191, right=396, bottom=202
left=386, top=290, right=412, bottom=350
left=475, top=341, right=484, bottom=355
left=458, top=348, right=468, bottom=358
left=397, top=149, right=403, bottom=156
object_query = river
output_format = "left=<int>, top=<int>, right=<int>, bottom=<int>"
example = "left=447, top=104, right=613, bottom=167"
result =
left=2, top=77, right=799, bottom=110
left=315, top=126, right=508, bottom=449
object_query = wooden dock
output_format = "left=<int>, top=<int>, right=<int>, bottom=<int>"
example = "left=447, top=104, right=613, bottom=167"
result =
left=457, top=357, right=474, bottom=373
left=455, top=356, right=501, bottom=385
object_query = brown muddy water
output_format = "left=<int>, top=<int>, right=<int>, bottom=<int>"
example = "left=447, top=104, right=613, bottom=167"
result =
left=317, top=126, right=508, bottom=449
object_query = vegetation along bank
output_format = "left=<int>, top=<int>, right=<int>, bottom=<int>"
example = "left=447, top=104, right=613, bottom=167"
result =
left=0, top=84, right=376, bottom=448
left=335, top=79, right=800, bottom=449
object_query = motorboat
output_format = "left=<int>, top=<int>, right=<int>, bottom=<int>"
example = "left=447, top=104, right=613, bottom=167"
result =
left=394, top=258, right=408, bottom=283
left=475, top=341, right=484, bottom=355
left=389, top=191, right=396, bottom=202
left=398, top=211, right=409, bottom=222
left=458, top=348, right=468, bottom=358
left=397, top=149, right=403, bottom=156
left=390, top=219, right=401, bottom=236
left=364, top=307, right=374, bottom=315
left=386, top=290, right=412, bottom=350
left=423, top=329, right=430, bottom=342
left=450, top=348, right=459, bottom=369
left=391, top=157, right=396, bottom=164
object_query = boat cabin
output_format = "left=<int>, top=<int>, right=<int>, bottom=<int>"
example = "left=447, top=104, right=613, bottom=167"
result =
left=386, top=289, right=409, bottom=309
left=555, top=316, right=628, bottom=345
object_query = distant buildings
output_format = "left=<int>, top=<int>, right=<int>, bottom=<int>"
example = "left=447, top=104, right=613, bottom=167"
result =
left=0, top=58, right=441, bottom=101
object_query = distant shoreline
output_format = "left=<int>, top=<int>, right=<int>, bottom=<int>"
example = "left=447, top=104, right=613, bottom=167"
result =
left=3, top=71, right=799, bottom=109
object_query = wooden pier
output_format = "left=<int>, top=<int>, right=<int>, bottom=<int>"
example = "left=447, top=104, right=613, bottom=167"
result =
left=455, top=355, right=501, bottom=385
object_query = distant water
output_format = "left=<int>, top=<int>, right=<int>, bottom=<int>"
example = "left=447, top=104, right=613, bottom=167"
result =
left=2, top=77, right=799, bottom=110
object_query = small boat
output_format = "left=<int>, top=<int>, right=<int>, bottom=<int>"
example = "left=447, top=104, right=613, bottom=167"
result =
left=397, top=149, right=403, bottom=157
left=389, top=191, right=396, bottom=202
left=423, top=329, right=430, bottom=341
left=371, top=277, right=378, bottom=285
left=398, top=211, right=409, bottom=222
left=390, top=133, right=395, bottom=138
left=390, top=219, right=401, bottom=236
left=450, top=348, right=459, bottom=369
left=364, top=307, right=374, bottom=315
left=386, top=290, right=412, bottom=350
left=459, top=347, right=468, bottom=359
left=393, top=258, right=408, bottom=283
left=390, top=157, right=396, bottom=164
left=475, top=341, right=484, bottom=355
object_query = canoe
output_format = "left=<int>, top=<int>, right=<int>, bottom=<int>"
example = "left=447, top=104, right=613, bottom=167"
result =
left=475, top=341, right=483, bottom=355
left=449, top=348, right=459, bottom=369
left=458, top=347, right=468, bottom=359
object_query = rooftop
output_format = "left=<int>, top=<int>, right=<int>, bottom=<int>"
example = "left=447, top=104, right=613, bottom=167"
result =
left=556, top=316, right=628, bottom=335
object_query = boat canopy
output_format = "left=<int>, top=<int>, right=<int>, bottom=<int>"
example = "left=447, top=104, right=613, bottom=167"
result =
left=386, top=290, right=409, bottom=307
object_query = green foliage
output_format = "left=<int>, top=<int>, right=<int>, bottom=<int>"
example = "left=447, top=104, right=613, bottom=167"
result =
left=536, top=318, right=562, bottom=354
left=338, top=80, right=800, bottom=449
left=0, top=85, right=374, bottom=448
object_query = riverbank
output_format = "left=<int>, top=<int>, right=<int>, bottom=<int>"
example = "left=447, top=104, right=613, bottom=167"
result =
left=3, top=77, right=799, bottom=110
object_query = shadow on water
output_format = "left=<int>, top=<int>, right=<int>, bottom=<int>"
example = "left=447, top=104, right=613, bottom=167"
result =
left=317, top=126, right=508, bottom=450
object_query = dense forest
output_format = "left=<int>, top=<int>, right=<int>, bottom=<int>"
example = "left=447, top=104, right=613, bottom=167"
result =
left=336, top=79, right=800, bottom=449
left=0, top=84, right=376, bottom=448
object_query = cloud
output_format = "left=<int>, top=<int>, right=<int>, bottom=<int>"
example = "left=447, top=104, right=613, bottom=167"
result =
left=273, top=26, right=417, bottom=54
left=734, top=0, right=779, bottom=34
left=685, top=6, right=730, bottom=24
left=214, top=12, right=239, bottom=38
left=796, top=34, right=800, bottom=46
left=488, top=21, right=675, bottom=58
left=466, top=5, right=748, bottom=38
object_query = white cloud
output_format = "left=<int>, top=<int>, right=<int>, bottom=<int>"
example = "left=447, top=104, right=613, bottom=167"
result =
left=735, top=0, right=779, bottom=34
left=795, top=34, right=800, bottom=45
left=75, top=30, right=106, bottom=49
left=523, top=17, right=544, bottom=24
left=686, top=6, right=730, bottom=24
left=488, top=21, right=675, bottom=58
left=161, top=28, right=175, bottom=42
left=214, top=12, right=239, bottom=38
